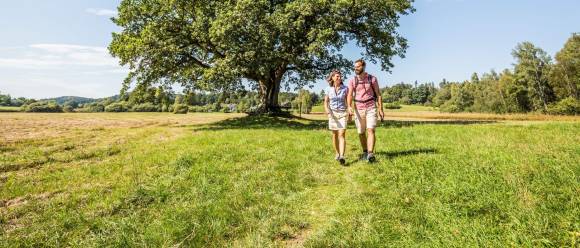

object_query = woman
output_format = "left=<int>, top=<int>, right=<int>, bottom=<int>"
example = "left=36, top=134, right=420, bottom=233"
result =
left=324, top=70, right=348, bottom=165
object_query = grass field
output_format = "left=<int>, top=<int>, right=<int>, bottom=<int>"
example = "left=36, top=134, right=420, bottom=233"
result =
left=0, top=106, right=20, bottom=112
left=1, top=112, right=579, bottom=247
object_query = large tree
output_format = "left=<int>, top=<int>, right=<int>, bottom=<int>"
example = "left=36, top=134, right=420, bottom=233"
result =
left=551, top=33, right=580, bottom=101
left=512, top=42, right=555, bottom=113
left=109, top=0, right=414, bottom=113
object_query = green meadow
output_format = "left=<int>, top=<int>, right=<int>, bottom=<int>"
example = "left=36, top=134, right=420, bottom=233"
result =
left=0, top=112, right=579, bottom=247
left=0, top=106, right=20, bottom=113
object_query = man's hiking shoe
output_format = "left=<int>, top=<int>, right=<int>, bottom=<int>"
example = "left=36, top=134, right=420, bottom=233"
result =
left=359, top=152, right=368, bottom=161
left=338, top=157, right=346, bottom=166
left=335, top=155, right=340, bottom=161
left=367, top=153, right=376, bottom=163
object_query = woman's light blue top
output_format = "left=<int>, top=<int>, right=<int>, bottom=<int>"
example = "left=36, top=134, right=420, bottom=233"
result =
left=327, top=84, right=348, bottom=111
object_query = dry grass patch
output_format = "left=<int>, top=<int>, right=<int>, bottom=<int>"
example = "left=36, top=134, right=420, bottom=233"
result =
left=0, top=112, right=244, bottom=143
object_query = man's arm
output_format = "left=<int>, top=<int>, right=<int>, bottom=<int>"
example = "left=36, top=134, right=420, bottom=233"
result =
left=372, top=77, right=384, bottom=120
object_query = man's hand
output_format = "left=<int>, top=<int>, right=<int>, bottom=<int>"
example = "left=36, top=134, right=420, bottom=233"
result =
left=348, top=107, right=354, bottom=116
left=379, top=109, right=385, bottom=121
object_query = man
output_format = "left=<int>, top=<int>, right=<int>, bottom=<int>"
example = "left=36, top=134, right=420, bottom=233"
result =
left=347, top=59, right=385, bottom=163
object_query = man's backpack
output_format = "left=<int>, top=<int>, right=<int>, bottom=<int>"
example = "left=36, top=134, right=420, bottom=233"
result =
left=353, top=74, right=378, bottom=103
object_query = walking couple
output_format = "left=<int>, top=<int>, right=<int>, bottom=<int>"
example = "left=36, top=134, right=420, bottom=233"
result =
left=324, top=59, right=385, bottom=166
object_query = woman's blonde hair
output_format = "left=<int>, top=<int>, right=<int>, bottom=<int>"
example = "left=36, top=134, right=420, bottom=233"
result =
left=326, top=69, right=342, bottom=87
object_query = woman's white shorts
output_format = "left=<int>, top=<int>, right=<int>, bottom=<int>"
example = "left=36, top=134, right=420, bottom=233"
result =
left=328, top=110, right=347, bottom=130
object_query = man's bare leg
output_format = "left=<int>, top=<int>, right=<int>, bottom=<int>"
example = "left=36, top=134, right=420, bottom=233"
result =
left=358, top=133, right=367, bottom=151
left=367, top=128, right=375, bottom=153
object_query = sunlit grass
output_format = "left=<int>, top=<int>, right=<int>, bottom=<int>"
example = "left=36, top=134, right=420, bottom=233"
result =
left=1, top=112, right=578, bottom=246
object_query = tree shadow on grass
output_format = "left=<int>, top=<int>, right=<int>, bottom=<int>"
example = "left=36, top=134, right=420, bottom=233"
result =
left=193, top=115, right=327, bottom=131
left=192, top=115, right=496, bottom=131
left=378, top=119, right=496, bottom=128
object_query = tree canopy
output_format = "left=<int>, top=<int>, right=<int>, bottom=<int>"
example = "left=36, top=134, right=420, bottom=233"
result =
left=109, top=0, right=414, bottom=112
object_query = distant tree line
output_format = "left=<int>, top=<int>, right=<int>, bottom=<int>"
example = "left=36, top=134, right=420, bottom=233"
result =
left=0, top=87, right=323, bottom=114
left=381, top=33, right=579, bottom=115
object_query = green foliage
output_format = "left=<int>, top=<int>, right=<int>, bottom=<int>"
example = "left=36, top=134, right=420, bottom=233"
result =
left=0, top=91, right=11, bottom=106
left=292, top=89, right=313, bottom=114
left=132, top=103, right=161, bottom=112
left=78, top=102, right=105, bottom=113
left=105, top=102, right=131, bottom=112
left=173, top=104, right=188, bottom=114
left=550, top=33, right=580, bottom=101
left=23, top=101, right=63, bottom=113
left=209, top=103, right=222, bottom=112
left=440, top=83, right=474, bottom=113
left=382, top=82, right=437, bottom=105
left=62, top=105, right=74, bottom=113
left=0, top=106, right=21, bottom=112
left=0, top=92, right=31, bottom=107
left=383, top=103, right=402, bottom=109
left=188, top=105, right=211, bottom=113
left=110, top=0, right=414, bottom=112
left=547, top=97, right=579, bottom=115
left=433, top=34, right=580, bottom=115
left=512, top=42, right=555, bottom=113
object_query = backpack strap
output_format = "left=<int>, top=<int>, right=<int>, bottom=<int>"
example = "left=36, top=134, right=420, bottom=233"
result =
left=353, top=74, right=377, bottom=103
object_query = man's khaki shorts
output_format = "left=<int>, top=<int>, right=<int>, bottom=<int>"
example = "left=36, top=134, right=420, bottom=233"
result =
left=354, top=107, right=377, bottom=134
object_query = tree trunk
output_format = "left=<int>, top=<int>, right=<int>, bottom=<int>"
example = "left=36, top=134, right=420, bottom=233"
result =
left=256, top=67, right=285, bottom=114
left=257, top=78, right=281, bottom=113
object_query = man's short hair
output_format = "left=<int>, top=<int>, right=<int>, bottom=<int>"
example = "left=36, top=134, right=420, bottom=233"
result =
left=355, top=59, right=366, bottom=67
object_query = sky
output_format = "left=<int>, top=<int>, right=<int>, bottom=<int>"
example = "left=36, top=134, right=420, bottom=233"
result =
left=0, top=0, right=579, bottom=99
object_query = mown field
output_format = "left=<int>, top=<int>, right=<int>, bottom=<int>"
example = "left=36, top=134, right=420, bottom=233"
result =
left=1, top=111, right=579, bottom=247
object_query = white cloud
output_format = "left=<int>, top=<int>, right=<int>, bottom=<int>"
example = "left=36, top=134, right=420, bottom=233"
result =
left=30, top=44, right=107, bottom=53
left=0, top=44, right=118, bottom=68
left=86, top=8, right=117, bottom=17
left=0, top=44, right=128, bottom=98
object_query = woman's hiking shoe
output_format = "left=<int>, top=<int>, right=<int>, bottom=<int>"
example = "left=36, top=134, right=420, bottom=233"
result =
left=338, top=157, right=346, bottom=166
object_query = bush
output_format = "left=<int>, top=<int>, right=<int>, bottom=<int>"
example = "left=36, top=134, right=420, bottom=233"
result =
left=211, top=103, right=222, bottom=112
left=63, top=105, right=75, bottom=113
left=383, top=103, right=402, bottom=109
left=188, top=105, right=211, bottom=112
left=439, top=102, right=461, bottom=113
left=236, top=102, right=249, bottom=113
left=105, top=102, right=130, bottom=112
left=547, top=97, right=579, bottom=115
left=23, top=101, right=63, bottom=113
left=131, top=103, right=160, bottom=112
left=77, top=103, right=105, bottom=112
left=173, top=104, right=189, bottom=114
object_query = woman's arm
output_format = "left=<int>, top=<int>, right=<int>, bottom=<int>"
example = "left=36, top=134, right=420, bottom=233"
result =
left=347, top=82, right=354, bottom=116
left=324, top=95, right=330, bottom=116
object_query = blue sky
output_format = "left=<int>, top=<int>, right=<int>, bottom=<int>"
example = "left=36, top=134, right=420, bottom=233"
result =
left=0, top=0, right=579, bottom=99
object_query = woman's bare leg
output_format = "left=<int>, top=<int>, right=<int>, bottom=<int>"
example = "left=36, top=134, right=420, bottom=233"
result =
left=338, top=129, right=346, bottom=157
left=332, top=130, right=339, bottom=158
